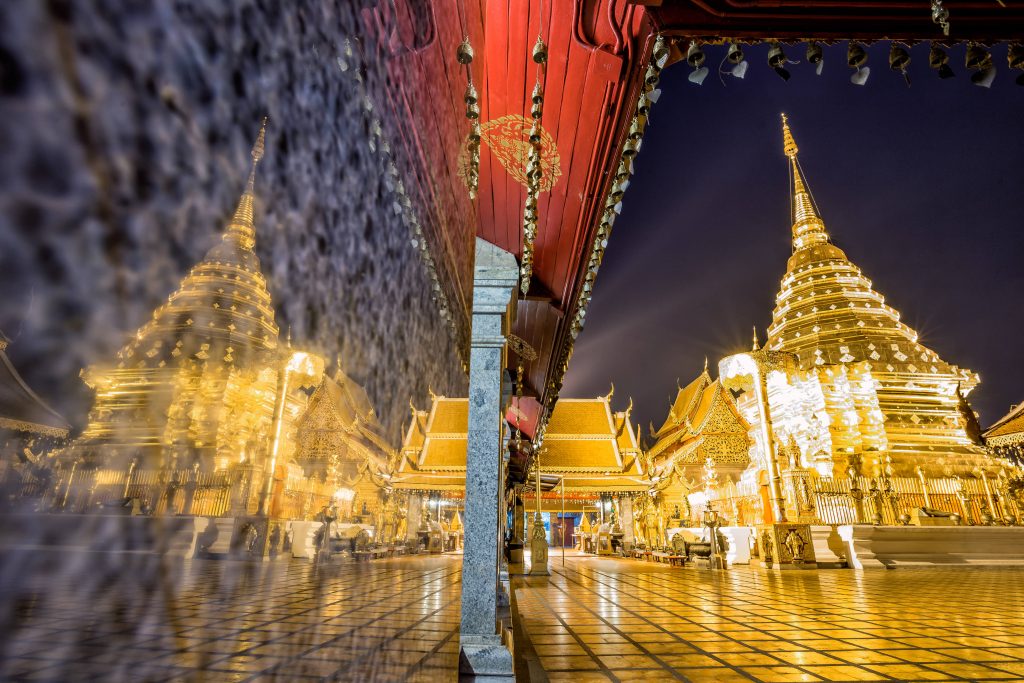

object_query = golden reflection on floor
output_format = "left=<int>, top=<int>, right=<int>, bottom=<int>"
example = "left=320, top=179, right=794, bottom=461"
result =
left=0, top=554, right=461, bottom=682
left=514, top=551, right=1024, bottom=682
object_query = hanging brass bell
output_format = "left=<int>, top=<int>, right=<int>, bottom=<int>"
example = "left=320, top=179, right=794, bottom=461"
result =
left=628, top=117, right=645, bottom=140
left=889, top=44, right=910, bottom=71
left=726, top=42, right=744, bottom=65
left=622, top=138, right=638, bottom=157
left=532, top=82, right=543, bottom=104
left=466, top=101, right=480, bottom=120
left=966, top=43, right=991, bottom=70
left=457, top=38, right=474, bottom=65
left=464, top=82, right=478, bottom=105
left=686, top=41, right=705, bottom=68
left=529, top=122, right=542, bottom=145
left=1008, top=43, right=1024, bottom=70
left=531, top=102, right=542, bottom=120
left=636, top=93, right=651, bottom=115
left=532, top=36, right=548, bottom=64
left=644, top=65, right=660, bottom=87
left=806, top=41, right=823, bottom=66
left=652, top=36, right=669, bottom=69
left=847, top=42, right=867, bottom=69
left=768, top=42, right=787, bottom=68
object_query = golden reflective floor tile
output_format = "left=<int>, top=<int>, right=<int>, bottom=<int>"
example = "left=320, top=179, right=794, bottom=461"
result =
left=596, top=654, right=662, bottom=669
left=539, top=655, right=602, bottom=671
left=698, top=641, right=755, bottom=654
left=679, top=669, right=760, bottom=683
left=544, top=635, right=584, bottom=645
left=940, top=637, right=1019, bottom=648
left=766, top=642, right=819, bottom=652
left=641, top=642, right=699, bottom=655
left=922, top=662, right=1017, bottom=679
left=739, top=666, right=823, bottom=683
left=546, top=672, right=613, bottom=682
left=587, top=643, right=644, bottom=656
left=992, top=636, right=1024, bottom=645
left=611, top=668, right=680, bottom=681
left=534, top=644, right=588, bottom=657
left=990, top=662, right=1024, bottom=675
left=826, top=650, right=905, bottom=665
left=877, top=650, right=957, bottom=663
left=931, top=648, right=1014, bottom=662
left=578, top=633, right=630, bottom=645
left=733, top=632, right=783, bottom=642
left=773, top=652, right=847, bottom=666
left=839, top=639, right=908, bottom=649
left=891, top=638, right=959, bottom=648
left=573, top=625, right=620, bottom=634
left=660, top=653, right=725, bottom=668
left=629, top=632, right=680, bottom=643
left=799, top=665, right=892, bottom=681
left=986, top=648, right=1024, bottom=660
left=794, top=639, right=861, bottom=651
left=715, top=652, right=788, bottom=666
left=863, top=664, right=956, bottom=680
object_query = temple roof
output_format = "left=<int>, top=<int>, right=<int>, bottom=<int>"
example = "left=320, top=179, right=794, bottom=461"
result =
left=393, top=394, right=648, bottom=492
left=649, top=370, right=750, bottom=469
left=0, top=332, right=70, bottom=438
left=766, top=116, right=977, bottom=391
left=985, top=402, right=1024, bottom=447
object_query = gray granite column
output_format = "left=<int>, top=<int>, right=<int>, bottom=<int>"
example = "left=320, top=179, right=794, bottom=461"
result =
left=460, top=238, right=517, bottom=676
left=620, top=496, right=635, bottom=548
left=406, top=492, right=423, bottom=543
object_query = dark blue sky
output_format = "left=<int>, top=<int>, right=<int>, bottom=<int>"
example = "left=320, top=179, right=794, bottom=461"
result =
left=563, top=41, right=1024, bottom=436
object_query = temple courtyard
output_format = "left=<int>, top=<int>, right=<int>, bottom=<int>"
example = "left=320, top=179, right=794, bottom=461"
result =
left=3, top=551, right=1024, bottom=682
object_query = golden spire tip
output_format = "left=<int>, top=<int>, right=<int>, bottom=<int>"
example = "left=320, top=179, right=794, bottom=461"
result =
left=752, top=326, right=760, bottom=351
left=781, top=113, right=798, bottom=158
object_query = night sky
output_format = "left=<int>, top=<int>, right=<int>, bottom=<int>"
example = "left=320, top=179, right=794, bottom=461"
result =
left=563, top=41, right=1024, bottom=440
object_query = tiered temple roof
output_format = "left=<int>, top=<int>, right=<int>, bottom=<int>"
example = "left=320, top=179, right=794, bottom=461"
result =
left=393, top=392, right=648, bottom=495
left=648, top=367, right=751, bottom=479
left=765, top=116, right=992, bottom=474
left=0, top=331, right=69, bottom=439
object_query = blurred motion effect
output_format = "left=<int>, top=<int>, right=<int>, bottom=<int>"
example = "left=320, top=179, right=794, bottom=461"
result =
left=0, top=1, right=467, bottom=680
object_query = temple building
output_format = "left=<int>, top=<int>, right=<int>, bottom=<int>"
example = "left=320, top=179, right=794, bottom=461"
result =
left=1, top=330, right=70, bottom=478
left=393, top=390, right=649, bottom=543
left=985, top=402, right=1024, bottom=467
left=647, top=366, right=752, bottom=506
left=757, top=116, right=993, bottom=478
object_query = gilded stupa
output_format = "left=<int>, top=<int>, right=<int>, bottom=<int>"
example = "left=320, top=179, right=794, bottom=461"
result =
left=78, top=120, right=283, bottom=470
left=765, top=115, right=991, bottom=476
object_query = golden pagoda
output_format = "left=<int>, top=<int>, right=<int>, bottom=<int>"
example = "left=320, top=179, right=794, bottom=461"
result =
left=77, top=120, right=286, bottom=471
left=764, top=115, right=993, bottom=477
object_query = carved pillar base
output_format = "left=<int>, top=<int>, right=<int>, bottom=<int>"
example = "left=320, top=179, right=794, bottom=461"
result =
left=757, top=523, right=818, bottom=570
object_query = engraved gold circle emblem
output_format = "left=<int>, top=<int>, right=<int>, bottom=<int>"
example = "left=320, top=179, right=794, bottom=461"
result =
left=458, top=114, right=562, bottom=193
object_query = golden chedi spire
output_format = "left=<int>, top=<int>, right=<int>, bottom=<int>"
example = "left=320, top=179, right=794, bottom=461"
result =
left=781, top=114, right=829, bottom=252
left=225, top=117, right=267, bottom=251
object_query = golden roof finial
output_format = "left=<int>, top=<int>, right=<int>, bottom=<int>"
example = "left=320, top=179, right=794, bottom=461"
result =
left=780, top=114, right=828, bottom=252
left=226, top=117, right=268, bottom=251
left=752, top=326, right=760, bottom=351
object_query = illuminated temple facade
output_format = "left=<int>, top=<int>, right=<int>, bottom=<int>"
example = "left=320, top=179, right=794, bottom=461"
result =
left=759, top=116, right=992, bottom=478
left=70, top=123, right=392, bottom=519
left=394, top=391, right=648, bottom=507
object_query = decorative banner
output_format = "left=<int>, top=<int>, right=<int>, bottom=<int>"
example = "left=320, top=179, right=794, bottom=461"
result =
left=458, top=114, right=562, bottom=193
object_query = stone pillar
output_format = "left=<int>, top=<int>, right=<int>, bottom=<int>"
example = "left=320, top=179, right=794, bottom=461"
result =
left=620, top=496, right=635, bottom=548
left=460, top=238, right=517, bottom=676
left=406, top=492, right=423, bottom=543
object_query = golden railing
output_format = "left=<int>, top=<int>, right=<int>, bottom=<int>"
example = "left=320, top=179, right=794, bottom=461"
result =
left=689, top=474, right=1022, bottom=527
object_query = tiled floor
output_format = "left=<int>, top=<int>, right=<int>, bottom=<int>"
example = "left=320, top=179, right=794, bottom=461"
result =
left=0, top=552, right=461, bottom=682
left=514, top=552, right=1024, bottom=683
